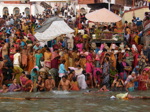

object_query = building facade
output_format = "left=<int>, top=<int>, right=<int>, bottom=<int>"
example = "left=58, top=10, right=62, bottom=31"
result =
left=0, top=0, right=68, bottom=17
left=0, top=0, right=31, bottom=17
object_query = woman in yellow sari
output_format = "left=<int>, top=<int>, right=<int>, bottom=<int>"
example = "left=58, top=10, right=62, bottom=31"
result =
left=79, top=49, right=87, bottom=69
left=13, top=66, right=23, bottom=83
left=44, top=49, right=52, bottom=68
left=62, top=50, right=69, bottom=70
left=110, top=49, right=116, bottom=69
left=72, top=50, right=79, bottom=67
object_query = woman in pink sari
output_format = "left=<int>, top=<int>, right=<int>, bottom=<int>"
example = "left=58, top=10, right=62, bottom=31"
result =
left=93, top=66, right=102, bottom=87
left=138, top=70, right=149, bottom=91
left=76, top=43, right=83, bottom=52
left=85, top=60, right=94, bottom=88
left=20, top=71, right=27, bottom=91
left=27, top=30, right=35, bottom=42
left=132, top=50, right=139, bottom=68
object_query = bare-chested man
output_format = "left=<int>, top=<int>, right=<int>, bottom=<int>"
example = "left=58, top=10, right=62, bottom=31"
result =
left=58, top=75, right=71, bottom=91
left=45, top=75, right=55, bottom=91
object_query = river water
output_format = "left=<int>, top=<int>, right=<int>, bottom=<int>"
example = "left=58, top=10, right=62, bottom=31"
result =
left=0, top=90, right=150, bottom=112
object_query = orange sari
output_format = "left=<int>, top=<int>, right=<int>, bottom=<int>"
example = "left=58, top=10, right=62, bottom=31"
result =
left=27, top=54, right=35, bottom=73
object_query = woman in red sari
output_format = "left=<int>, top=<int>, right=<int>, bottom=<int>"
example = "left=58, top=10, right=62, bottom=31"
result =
left=138, top=70, right=149, bottom=91
left=9, top=45, right=16, bottom=62
left=132, top=50, right=139, bottom=68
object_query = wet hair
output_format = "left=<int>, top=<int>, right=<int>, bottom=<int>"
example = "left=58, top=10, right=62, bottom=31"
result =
left=48, top=74, right=52, bottom=77
left=44, top=45, right=48, bottom=48
left=122, top=57, right=126, bottom=60
left=16, top=49, right=20, bottom=52
left=72, top=77, right=77, bottom=82
left=96, top=71, right=101, bottom=75
left=105, top=53, right=110, bottom=56
left=118, top=48, right=121, bottom=51
left=86, top=73, right=90, bottom=77
left=125, top=21, right=128, bottom=23
left=75, top=58, right=79, bottom=62
left=22, top=71, right=25, bottom=74
left=103, top=48, right=107, bottom=52
left=2, top=84, right=8, bottom=87
left=105, top=57, right=109, bottom=62
left=111, top=49, right=115, bottom=51
left=77, top=65, right=81, bottom=68
left=33, top=68, right=38, bottom=72
left=62, top=75, right=67, bottom=79
left=145, top=12, right=148, bottom=16
left=61, top=60, right=66, bottom=64
left=26, top=75, right=31, bottom=79
left=82, top=70, right=86, bottom=74
left=46, top=48, right=50, bottom=52
left=70, top=70, right=75, bottom=74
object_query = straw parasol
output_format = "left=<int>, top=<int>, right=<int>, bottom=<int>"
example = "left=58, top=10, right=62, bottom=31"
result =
left=85, top=8, right=122, bottom=23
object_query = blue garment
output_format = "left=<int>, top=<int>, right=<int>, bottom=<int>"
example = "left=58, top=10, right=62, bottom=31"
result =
left=136, top=21, right=142, bottom=26
left=6, top=28, right=11, bottom=34
left=21, top=41, right=26, bottom=47
left=35, top=53, right=43, bottom=68
left=33, top=45, right=42, bottom=50
left=4, top=55, right=13, bottom=67
left=47, top=40, right=57, bottom=47
left=58, top=64, right=67, bottom=73
left=134, top=82, right=138, bottom=89
left=30, top=68, right=39, bottom=82
left=132, top=68, right=139, bottom=75
left=5, top=38, right=10, bottom=43
left=128, top=87, right=134, bottom=92
left=95, top=48, right=100, bottom=54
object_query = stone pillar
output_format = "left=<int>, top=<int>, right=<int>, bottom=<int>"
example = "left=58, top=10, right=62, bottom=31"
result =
left=31, top=4, right=36, bottom=16
left=8, top=6, right=14, bottom=15
left=19, top=5, right=25, bottom=14
left=0, top=4, right=3, bottom=17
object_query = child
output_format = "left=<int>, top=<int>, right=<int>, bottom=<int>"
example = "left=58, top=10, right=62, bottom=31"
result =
left=70, top=77, right=79, bottom=91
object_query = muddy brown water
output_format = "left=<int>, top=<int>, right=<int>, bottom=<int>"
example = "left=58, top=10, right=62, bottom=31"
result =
left=0, top=90, right=150, bottom=112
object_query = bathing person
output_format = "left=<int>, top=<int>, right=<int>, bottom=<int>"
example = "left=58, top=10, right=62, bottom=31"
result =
left=125, top=79, right=134, bottom=92
left=45, top=74, right=55, bottom=91
left=0, top=84, right=8, bottom=93
left=70, top=77, right=80, bottom=91
left=58, top=75, right=71, bottom=91
left=8, top=79, right=21, bottom=92
left=98, top=85, right=109, bottom=92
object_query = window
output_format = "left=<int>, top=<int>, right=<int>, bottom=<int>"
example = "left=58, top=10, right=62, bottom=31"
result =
left=25, top=7, right=30, bottom=16
left=13, top=7, right=20, bottom=15
left=3, top=7, right=9, bottom=15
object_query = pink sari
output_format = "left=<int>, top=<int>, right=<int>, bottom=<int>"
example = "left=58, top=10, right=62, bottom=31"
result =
left=76, top=43, right=83, bottom=52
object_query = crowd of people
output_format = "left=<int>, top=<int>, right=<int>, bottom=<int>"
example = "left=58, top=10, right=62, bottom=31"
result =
left=0, top=4, right=150, bottom=93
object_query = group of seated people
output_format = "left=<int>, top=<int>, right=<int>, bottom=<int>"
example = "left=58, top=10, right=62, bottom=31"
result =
left=0, top=65, right=149, bottom=93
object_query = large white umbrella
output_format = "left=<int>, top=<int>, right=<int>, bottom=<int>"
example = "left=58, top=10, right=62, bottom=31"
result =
left=85, top=8, right=122, bottom=23
left=34, top=17, right=74, bottom=42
